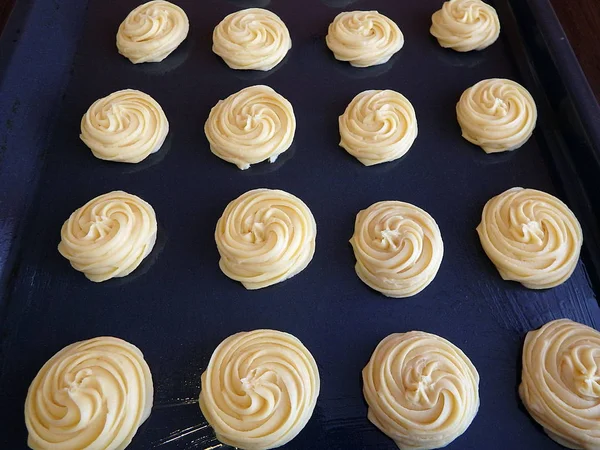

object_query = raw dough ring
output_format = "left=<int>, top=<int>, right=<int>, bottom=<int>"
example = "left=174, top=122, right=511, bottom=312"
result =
left=58, top=191, right=158, bottom=282
left=520, top=319, right=600, bottom=450
left=205, top=85, right=296, bottom=170
left=80, top=89, right=169, bottom=163
left=430, top=0, right=500, bottom=52
left=25, top=336, right=153, bottom=450
left=117, top=0, right=189, bottom=64
left=363, top=331, right=480, bottom=450
left=350, top=201, right=443, bottom=297
left=477, top=187, right=583, bottom=289
left=213, top=8, right=291, bottom=71
left=339, top=90, right=418, bottom=166
left=199, top=329, right=320, bottom=450
left=326, top=11, right=404, bottom=68
left=215, top=188, right=316, bottom=289
left=456, top=78, right=537, bottom=153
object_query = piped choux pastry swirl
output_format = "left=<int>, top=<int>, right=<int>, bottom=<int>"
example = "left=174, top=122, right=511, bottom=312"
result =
left=117, top=1, right=189, bottom=64
left=58, top=191, right=158, bottom=282
left=363, top=331, right=480, bottom=449
left=326, top=11, right=404, bottom=67
left=200, top=329, right=320, bottom=450
left=350, top=201, right=443, bottom=297
left=477, top=187, right=582, bottom=289
left=80, top=89, right=169, bottom=163
left=25, top=336, right=153, bottom=450
left=215, top=189, right=316, bottom=289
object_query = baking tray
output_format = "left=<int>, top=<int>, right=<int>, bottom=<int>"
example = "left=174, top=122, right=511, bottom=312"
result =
left=1, top=0, right=600, bottom=449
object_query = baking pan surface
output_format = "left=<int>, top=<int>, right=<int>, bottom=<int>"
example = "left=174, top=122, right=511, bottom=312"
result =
left=1, top=0, right=599, bottom=449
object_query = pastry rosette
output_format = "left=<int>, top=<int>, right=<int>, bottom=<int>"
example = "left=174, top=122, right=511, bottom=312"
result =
left=200, top=329, right=320, bottom=450
left=520, top=319, right=600, bottom=449
left=339, top=90, right=418, bottom=166
left=25, top=337, right=153, bottom=450
left=430, top=0, right=500, bottom=52
left=215, top=189, right=316, bottom=289
left=205, top=85, right=295, bottom=170
left=363, top=331, right=479, bottom=449
left=350, top=201, right=443, bottom=297
left=477, top=187, right=582, bottom=289
left=117, top=0, right=189, bottom=64
left=326, top=11, right=404, bottom=67
left=58, top=191, right=158, bottom=282
left=80, top=89, right=169, bottom=163
left=213, top=8, right=291, bottom=71
left=456, top=78, right=537, bottom=153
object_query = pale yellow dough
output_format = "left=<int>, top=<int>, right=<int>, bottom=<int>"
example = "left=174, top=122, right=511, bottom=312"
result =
left=199, top=329, right=320, bottom=450
left=205, top=85, right=296, bottom=170
left=430, top=0, right=500, bottom=52
left=477, top=187, right=583, bottom=289
left=363, top=331, right=480, bottom=450
left=58, top=191, right=158, bottom=282
left=215, top=188, right=316, bottom=289
left=326, top=11, right=404, bottom=67
left=117, top=1, right=189, bottom=64
left=520, top=319, right=600, bottom=450
left=457, top=78, right=537, bottom=153
left=350, top=201, right=443, bottom=298
left=80, top=89, right=169, bottom=163
left=213, top=8, right=291, bottom=71
left=25, top=337, right=153, bottom=450
left=339, top=90, right=418, bottom=166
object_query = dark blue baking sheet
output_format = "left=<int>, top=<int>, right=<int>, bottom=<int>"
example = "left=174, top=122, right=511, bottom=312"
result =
left=1, top=0, right=600, bottom=449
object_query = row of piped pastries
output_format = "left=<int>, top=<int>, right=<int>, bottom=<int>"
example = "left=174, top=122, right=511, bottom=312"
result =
left=24, top=319, right=598, bottom=450
left=58, top=186, right=582, bottom=293
left=80, top=79, right=536, bottom=166
left=116, top=1, right=500, bottom=67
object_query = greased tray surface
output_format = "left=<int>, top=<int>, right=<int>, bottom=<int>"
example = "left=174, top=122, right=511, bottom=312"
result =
left=1, top=0, right=599, bottom=449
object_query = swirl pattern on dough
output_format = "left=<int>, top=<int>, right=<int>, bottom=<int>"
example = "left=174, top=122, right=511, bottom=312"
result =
left=456, top=78, right=537, bottom=153
left=199, top=329, right=320, bottom=450
left=430, top=0, right=500, bottom=52
left=213, top=8, right=291, bottom=71
left=326, top=11, right=404, bottom=68
left=25, top=337, right=153, bottom=450
left=339, top=90, right=418, bottom=166
left=520, top=319, right=600, bottom=449
left=58, top=191, right=158, bottom=282
left=117, top=1, right=189, bottom=64
left=215, top=189, right=316, bottom=289
left=363, top=331, right=480, bottom=450
left=477, top=187, right=583, bottom=289
left=205, top=85, right=296, bottom=170
left=80, top=89, right=169, bottom=164
left=350, top=201, right=443, bottom=298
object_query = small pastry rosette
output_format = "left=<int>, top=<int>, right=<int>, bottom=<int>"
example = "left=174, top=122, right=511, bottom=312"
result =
left=350, top=201, right=443, bottom=297
left=215, top=188, right=316, bottom=289
left=200, top=329, right=320, bottom=450
left=477, top=187, right=582, bottom=289
left=363, top=331, right=480, bottom=449
left=58, top=191, right=158, bottom=282
left=430, top=0, right=500, bottom=52
left=456, top=78, right=537, bottom=153
left=80, top=89, right=169, bottom=163
left=326, top=11, right=403, bottom=67
left=520, top=319, right=600, bottom=449
left=25, top=337, right=153, bottom=450
left=117, top=1, right=189, bottom=64
left=213, top=8, right=291, bottom=71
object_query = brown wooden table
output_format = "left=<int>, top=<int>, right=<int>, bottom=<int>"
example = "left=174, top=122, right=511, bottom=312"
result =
left=0, top=0, right=598, bottom=99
